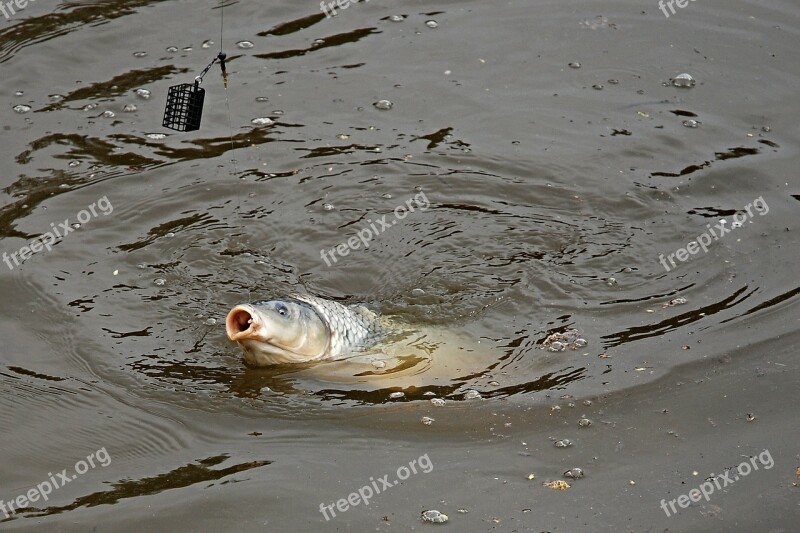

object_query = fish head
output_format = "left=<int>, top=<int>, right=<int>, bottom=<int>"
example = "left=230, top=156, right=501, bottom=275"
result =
left=226, top=299, right=330, bottom=366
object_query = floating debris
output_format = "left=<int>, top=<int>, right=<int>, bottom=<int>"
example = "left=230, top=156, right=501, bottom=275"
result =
left=672, top=73, right=696, bottom=88
left=564, top=468, right=584, bottom=479
left=430, top=398, right=446, bottom=406
left=388, top=391, right=405, bottom=400
left=663, top=297, right=687, bottom=308
left=568, top=61, right=581, bottom=69
left=463, top=390, right=482, bottom=400
left=236, top=40, right=254, bottom=49
left=578, top=418, right=592, bottom=427
left=154, top=278, right=166, bottom=286
left=322, top=202, right=334, bottom=211
left=123, top=104, right=138, bottom=112
left=420, top=416, right=435, bottom=425
left=12, top=104, right=31, bottom=113
left=132, top=51, right=147, bottom=58
left=202, top=40, right=214, bottom=49
left=102, top=110, right=115, bottom=118
left=592, top=84, right=604, bottom=90
left=373, top=99, right=393, bottom=110
left=166, top=46, right=179, bottom=53
left=543, top=329, right=588, bottom=351
left=580, top=15, right=615, bottom=30
left=205, top=318, right=217, bottom=326
left=371, top=360, right=386, bottom=369
left=746, top=413, right=756, bottom=422
left=389, top=14, right=406, bottom=22
left=543, top=480, right=571, bottom=490
left=145, top=133, right=167, bottom=140
left=554, top=439, right=573, bottom=448
left=683, top=119, right=700, bottom=128
left=526, top=473, right=536, bottom=480
left=135, top=88, right=151, bottom=99
left=83, top=103, right=98, bottom=111
left=251, top=117, right=274, bottom=126
left=420, top=510, right=448, bottom=524
left=425, top=20, right=438, bottom=28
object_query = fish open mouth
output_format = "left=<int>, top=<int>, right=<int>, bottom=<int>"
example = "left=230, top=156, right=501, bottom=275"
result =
left=226, top=305, right=258, bottom=341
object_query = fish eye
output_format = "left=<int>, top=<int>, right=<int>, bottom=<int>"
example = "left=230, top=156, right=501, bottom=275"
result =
left=275, top=303, right=289, bottom=317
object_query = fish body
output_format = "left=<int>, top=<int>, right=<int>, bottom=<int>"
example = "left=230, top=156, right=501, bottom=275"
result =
left=226, top=294, right=387, bottom=366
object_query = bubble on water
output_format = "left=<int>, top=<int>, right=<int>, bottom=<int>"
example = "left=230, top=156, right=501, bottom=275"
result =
left=761, top=126, right=771, bottom=132
left=373, top=99, right=393, bottom=110
left=464, top=389, right=482, bottom=400
left=554, top=439, right=573, bottom=448
left=132, top=51, right=147, bottom=58
left=68, top=160, right=81, bottom=167
left=411, top=288, right=425, bottom=296
left=592, top=84, right=604, bottom=90
left=322, top=202, right=334, bottom=211
left=102, top=110, right=116, bottom=118
left=237, top=40, right=254, bottom=49
left=13, top=104, right=31, bottom=113
left=251, top=117, right=274, bottom=126
left=574, top=338, right=587, bottom=348
left=568, top=61, right=581, bottom=69
left=371, top=360, right=386, bottom=369
left=202, top=40, right=214, bottom=49
left=682, top=119, right=700, bottom=128
left=578, top=417, right=592, bottom=427
left=606, top=277, right=617, bottom=286
left=255, top=96, right=269, bottom=102
left=608, top=79, right=619, bottom=84
left=165, top=232, right=175, bottom=238
left=14, top=90, right=23, bottom=96
left=672, top=73, right=696, bottom=88
left=135, top=88, right=151, bottom=99
left=145, top=132, right=167, bottom=140
left=430, top=398, right=446, bottom=406
left=166, top=46, right=179, bottom=53
left=421, top=510, right=448, bottom=524
left=389, top=391, right=405, bottom=400
left=425, top=20, right=438, bottom=28
left=547, top=341, right=566, bottom=352
left=564, top=467, right=585, bottom=479
left=488, top=381, right=500, bottom=386
left=49, top=94, right=64, bottom=102
left=154, top=278, right=166, bottom=286
left=123, top=104, right=137, bottom=113
left=421, top=416, right=435, bottom=425
left=389, top=14, right=405, bottom=22
left=83, top=103, right=98, bottom=111
left=336, top=133, right=350, bottom=141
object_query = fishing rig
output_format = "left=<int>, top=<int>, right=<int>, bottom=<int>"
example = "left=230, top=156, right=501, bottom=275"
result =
left=162, top=52, right=227, bottom=132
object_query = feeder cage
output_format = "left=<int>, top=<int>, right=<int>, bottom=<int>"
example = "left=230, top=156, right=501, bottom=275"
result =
left=162, top=82, right=205, bottom=132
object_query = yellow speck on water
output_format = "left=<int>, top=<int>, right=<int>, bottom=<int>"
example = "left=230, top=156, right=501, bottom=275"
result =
left=527, top=473, right=536, bottom=480
left=693, top=471, right=699, bottom=476
left=637, top=111, right=649, bottom=117
left=479, top=58, right=486, bottom=63
left=629, top=480, right=636, bottom=485
left=113, top=269, right=118, bottom=275
left=543, top=480, right=570, bottom=490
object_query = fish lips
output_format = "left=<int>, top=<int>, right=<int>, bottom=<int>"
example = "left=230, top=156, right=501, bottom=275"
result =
left=226, top=304, right=270, bottom=342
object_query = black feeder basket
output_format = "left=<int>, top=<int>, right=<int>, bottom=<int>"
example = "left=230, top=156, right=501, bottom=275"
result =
left=162, top=80, right=205, bottom=132
left=162, top=52, right=226, bottom=132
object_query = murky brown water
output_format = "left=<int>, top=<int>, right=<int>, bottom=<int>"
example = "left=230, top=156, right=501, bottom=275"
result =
left=1, top=0, right=798, bottom=531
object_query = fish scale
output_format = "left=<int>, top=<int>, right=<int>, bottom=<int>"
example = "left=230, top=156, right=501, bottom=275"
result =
left=290, top=294, right=385, bottom=357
